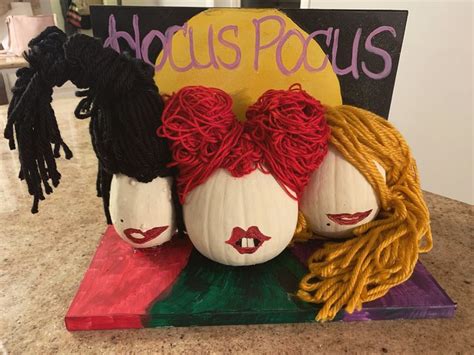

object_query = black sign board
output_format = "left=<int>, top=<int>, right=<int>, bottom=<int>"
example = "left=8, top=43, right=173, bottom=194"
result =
left=91, top=6, right=407, bottom=118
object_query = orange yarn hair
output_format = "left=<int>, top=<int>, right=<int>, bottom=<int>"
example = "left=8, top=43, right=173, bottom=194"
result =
left=296, top=105, right=433, bottom=321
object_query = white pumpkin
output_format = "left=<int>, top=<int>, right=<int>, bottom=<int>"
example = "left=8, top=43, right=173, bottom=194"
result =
left=300, top=145, right=386, bottom=238
left=109, top=174, right=175, bottom=248
left=184, top=168, right=298, bottom=266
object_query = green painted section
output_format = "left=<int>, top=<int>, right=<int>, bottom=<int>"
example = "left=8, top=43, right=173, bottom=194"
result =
left=146, top=249, right=340, bottom=327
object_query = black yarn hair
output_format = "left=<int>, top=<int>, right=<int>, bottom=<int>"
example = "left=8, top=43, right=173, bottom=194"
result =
left=5, top=27, right=71, bottom=214
left=4, top=26, right=184, bottom=234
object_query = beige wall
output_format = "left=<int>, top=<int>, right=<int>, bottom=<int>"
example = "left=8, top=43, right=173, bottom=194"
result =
left=0, top=1, right=42, bottom=15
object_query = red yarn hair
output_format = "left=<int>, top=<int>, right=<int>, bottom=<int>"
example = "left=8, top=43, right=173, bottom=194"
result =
left=158, top=84, right=330, bottom=204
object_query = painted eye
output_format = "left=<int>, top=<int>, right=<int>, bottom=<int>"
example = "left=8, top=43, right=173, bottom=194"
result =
left=120, top=219, right=124, bottom=223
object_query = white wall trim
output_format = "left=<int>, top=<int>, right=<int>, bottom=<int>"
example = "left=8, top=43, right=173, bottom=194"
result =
left=300, top=0, right=310, bottom=9
left=214, top=0, right=240, bottom=7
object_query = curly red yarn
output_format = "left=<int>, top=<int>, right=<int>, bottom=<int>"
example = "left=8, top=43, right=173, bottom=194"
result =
left=158, top=86, right=245, bottom=203
left=158, top=84, right=330, bottom=204
left=246, top=84, right=330, bottom=199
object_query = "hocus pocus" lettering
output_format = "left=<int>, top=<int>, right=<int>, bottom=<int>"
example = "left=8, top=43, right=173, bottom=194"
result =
left=104, top=14, right=396, bottom=80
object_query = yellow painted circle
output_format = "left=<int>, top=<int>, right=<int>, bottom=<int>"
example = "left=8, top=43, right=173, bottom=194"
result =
left=155, top=8, right=342, bottom=120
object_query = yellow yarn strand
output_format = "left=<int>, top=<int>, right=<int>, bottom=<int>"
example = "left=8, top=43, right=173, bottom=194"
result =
left=292, top=211, right=314, bottom=243
left=296, top=105, right=433, bottom=322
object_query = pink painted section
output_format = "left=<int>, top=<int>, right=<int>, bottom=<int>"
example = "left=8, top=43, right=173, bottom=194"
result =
left=65, top=226, right=193, bottom=331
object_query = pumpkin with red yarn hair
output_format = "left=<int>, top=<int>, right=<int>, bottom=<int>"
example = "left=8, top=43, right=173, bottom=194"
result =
left=159, top=84, right=330, bottom=266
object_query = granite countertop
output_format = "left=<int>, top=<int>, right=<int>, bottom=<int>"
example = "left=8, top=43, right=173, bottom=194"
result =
left=0, top=98, right=472, bottom=353
left=0, top=56, right=28, bottom=70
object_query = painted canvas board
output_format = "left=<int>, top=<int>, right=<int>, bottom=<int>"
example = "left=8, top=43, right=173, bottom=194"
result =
left=66, top=227, right=455, bottom=330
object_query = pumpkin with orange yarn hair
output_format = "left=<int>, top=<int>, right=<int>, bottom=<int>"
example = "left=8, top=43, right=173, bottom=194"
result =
left=295, top=105, right=433, bottom=321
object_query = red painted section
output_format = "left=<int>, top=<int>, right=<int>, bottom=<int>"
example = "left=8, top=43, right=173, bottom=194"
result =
left=65, top=226, right=193, bottom=331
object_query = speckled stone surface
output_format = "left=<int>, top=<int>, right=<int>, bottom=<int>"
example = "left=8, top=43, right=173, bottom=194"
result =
left=0, top=98, right=472, bottom=354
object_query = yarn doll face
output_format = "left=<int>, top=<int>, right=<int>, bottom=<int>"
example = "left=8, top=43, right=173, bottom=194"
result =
left=297, top=105, right=432, bottom=322
left=109, top=175, right=175, bottom=248
left=159, top=85, right=330, bottom=266
left=184, top=168, right=298, bottom=265
left=4, top=28, right=179, bottom=246
left=300, top=145, right=385, bottom=238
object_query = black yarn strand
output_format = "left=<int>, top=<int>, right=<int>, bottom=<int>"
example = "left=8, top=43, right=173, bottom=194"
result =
left=4, top=27, right=183, bottom=232
left=4, top=27, right=70, bottom=213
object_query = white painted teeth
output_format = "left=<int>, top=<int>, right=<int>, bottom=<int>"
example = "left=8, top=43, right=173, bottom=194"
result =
left=239, top=238, right=255, bottom=248
left=132, top=233, right=144, bottom=239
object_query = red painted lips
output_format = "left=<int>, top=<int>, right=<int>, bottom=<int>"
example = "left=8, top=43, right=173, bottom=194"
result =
left=123, top=226, right=169, bottom=244
left=225, top=226, right=271, bottom=254
left=326, top=210, right=373, bottom=226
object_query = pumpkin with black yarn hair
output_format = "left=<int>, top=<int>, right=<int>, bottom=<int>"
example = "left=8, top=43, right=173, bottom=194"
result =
left=4, top=26, right=184, bottom=245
